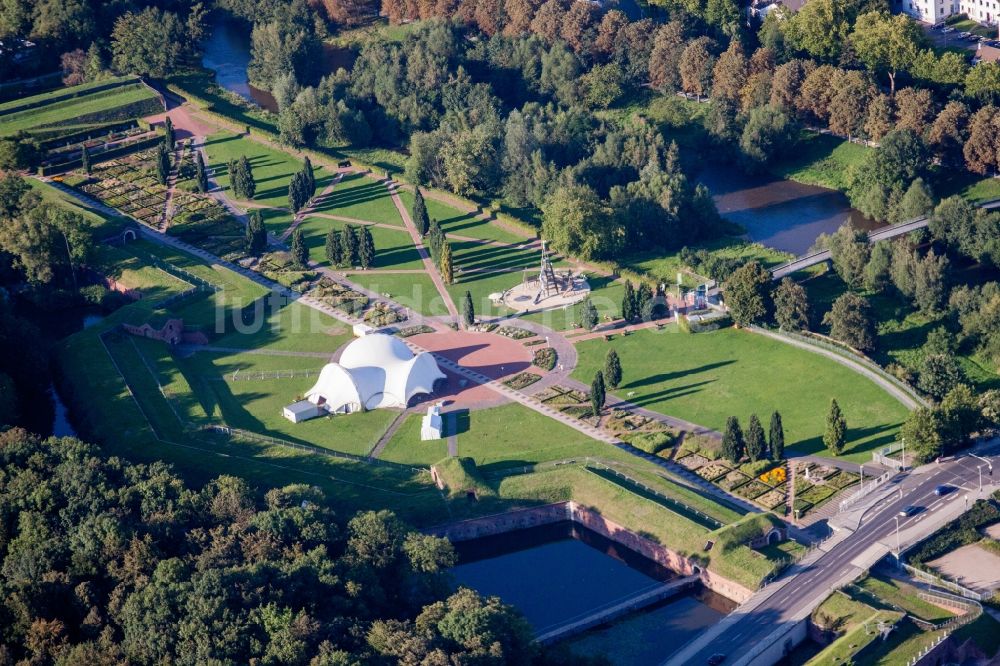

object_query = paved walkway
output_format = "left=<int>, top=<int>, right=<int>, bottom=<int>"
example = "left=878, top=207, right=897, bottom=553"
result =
left=386, top=179, right=460, bottom=321
left=368, top=410, right=410, bottom=459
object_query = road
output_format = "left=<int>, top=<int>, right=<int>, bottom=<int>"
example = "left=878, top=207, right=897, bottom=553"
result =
left=667, top=449, right=999, bottom=666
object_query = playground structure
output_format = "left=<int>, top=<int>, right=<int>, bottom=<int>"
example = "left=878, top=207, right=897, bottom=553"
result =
left=498, top=242, right=591, bottom=312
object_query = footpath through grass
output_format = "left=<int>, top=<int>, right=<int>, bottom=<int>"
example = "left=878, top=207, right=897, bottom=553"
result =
left=572, top=326, right=910, bottom=461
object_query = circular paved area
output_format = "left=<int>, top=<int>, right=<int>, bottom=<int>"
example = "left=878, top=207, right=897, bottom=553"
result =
left=410, top=329, right=534, bottom=410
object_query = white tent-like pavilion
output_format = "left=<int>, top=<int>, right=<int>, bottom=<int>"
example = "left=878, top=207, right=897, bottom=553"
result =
left=284, top=334, right=445, bottom=421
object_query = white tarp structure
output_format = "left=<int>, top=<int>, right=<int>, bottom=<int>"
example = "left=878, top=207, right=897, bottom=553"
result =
left=286, top=334, right=445, bottom=421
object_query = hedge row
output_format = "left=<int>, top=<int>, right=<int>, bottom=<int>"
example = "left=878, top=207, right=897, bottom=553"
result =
left=38, top=132, right=164, bottom=176
left=39, top=120, right=141, bottom=151
left=908, top=495, right=1000, bottom=566
left=32, top=95, right=164, bottom=134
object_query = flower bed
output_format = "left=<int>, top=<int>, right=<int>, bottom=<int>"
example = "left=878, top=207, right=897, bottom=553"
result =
left=676, top=453, right=710, bottom=470
left=756, top=489, right=787, bottom=510
left=532, top=347, right=557, bottom=371
left=828, top=471, right=861, bottom=489
left=718, top=470, right=752, bottom=492
left=799, top=484, right=839, bottom=505
left=309, top=278, right=368, bottom=314
left=396, top=325, right=435, bottom=337
left=497, top=325, right=534, bottom=340
left=759, top=466, right=787, bottom=486
left=733, top=480, right=770, bottom=500
left=503, top=372, right=542, bottom=390
left=363, top=303, right=403, bottom=327
left=696, top=463, right=731, bottom=482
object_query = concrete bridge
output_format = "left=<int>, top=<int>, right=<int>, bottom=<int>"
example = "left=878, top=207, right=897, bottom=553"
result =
left=769, top=198, right=1000, bottom=280
left=535, top=574, right=700, bottom=644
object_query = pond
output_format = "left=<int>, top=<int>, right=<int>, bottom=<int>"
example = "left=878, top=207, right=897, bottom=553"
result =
left=449, top=521, right=729, bottom=662
left=201, top=15, right=356, bottom=113
left=698, top=168, right=882, bottom=256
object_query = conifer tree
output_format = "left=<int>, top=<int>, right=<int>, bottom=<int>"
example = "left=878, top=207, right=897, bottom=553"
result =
left=462, top=290, right=475, bottom=328
left=288, top=172, right=305, bottom=212
left=341, top=225, right=358, bottom=266
left=824, top=399, right=847, bottom=455
left=232, top=155, right=255, bottom=199
left=303, top=156, right=315, bottom=196
left=582, top=298, right=598, bottom=330
left=591, top=371, right=606, bottom=419
left=635, top=283, right=653, bottom=320
left=413, top=187, right=430, bottom=236
left=81, top=145, right=91, bottom=175
left=291, top=229, right=308, bottom=268
left=164, top=116, right=175, bottom=150
left=622, top=280, right=636, bottom=322
left=769, top=411, right=785, bottom=461
left=722, top=416, right=744, bottom=463
left=155, top=142, right=170, bottom=185
left=746, top=414, right=765, bottom=462
left=428, top=219, right=443, bottom=261
left=194, top=151, right=208, bottom=193
left=440, top=240, right=454, bottom=284
left=604, top=349, right=622, bottom=389
left=245, top=210, right=267, bottom=255
left=325, top=229, right=341, bottom=266
left=358, top=225, right=375, bottom=269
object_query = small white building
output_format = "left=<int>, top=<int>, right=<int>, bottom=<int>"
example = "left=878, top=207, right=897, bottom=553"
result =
left=421, top=403, right=444, bottom=440
left=353, top=323, right=375, bottom=337
left=283, top=400, right=322, bottom=423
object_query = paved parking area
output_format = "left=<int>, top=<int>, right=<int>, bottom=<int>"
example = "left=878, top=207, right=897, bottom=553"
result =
left=928, top=543, right=1000, bottom=594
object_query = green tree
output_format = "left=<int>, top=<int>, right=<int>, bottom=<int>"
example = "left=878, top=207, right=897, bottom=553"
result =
left=746, top=414, right=765, bottom=462
left=785, top=0, right=850, bottom=60
left=679, top=37, right=715, bottom=100
left=582, top=62, right=624, bottom=109
left=622, top=281, right=637, bottom=323
left=773, top=277, right=809, bottom=331
left=341, top=225, right=358, bottom=267
left=712, top=41, right=747, bottom=102
left=722, top=416, right=744, bottom=463
left=739, top=105, right=795, bottom=173
left=412, top=188, right=430, bottom=236
left=824, top=398, right=847, bottom=455
left=823, top=292, right=876, bottom=352
left=864, top=241, right=893, bottom=292
left=194, top=151, right=208, bottom=193
left=590, top=371, right=606, bottom=418
left=439, top=240, right=454, bottom=284
left=724, top=261, right=771, bottom=327
left=940, top=384, right=981, bottom=448
left=155, top=143, right=170, bottom=186
left=965, top=62, right=1000, bottom=104
left=245, top=210, right=267, bottom=256
left=826, top=224, right=870, bottom=288
left=290, top=229, right=308, bottom=268
left=541, top=184, right=615, bottom=261
left=604, top=349, right=622, bottom=389
left=462, top=290, right=474, bottom=328
left=918, top=354, right=964, bottom=400
left=81, top=145, right=91, bottom=175
left=325, top=228, right=341, bottom=266
left=358, top=226, right=375, bottom=269
left=850, top=11, right=921, bottom=95
left=303, top=156, right=315, bottom=197
left=164, top=116, right=174, bottom=151
left=581, top=298, right=598, bottom=330
left=111, top=8, right=192, bottom=77
left=769, top=411, right=785, bottom=460
left=901, top=406, right=944, bottom=462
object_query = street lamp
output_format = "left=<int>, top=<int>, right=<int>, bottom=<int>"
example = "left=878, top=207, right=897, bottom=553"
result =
left=894, top=515, right=901, bottom=565
left=860, top=463, right=865, bottom=494
left=901, top=437, right=906, bottom=471
left=979, top=464, right=985, bottom=492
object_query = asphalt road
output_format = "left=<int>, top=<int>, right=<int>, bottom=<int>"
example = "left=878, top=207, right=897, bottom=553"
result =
left=670, top=451, right=999, bottom=666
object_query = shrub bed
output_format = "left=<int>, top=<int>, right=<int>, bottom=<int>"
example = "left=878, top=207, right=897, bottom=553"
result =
left=503, top=372, right=542, bottom=390
left=532, top=347, right=557, bottom=371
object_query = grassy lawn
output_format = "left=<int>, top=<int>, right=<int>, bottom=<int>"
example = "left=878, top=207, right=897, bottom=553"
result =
left=379, top=413, right=449, bottom=466
left=807, top=610, right=906, bottom=666
left=29, top=179, right=129, bottom=235
left=813, top=591, right=877, bottom=632
left=311, top=172, right=402, bottom=225
left=935, top=169, right=1000, bottom=204
left=446, top=270, right=521, bottom=318
left=202, top=131, right=335, bottom=210
left=452, top=240, right=541, bottom=273
left=344, top=272, right=451, bottom=317
left=90, top=244, right=192, bottom=305
left=572, top=326, right=910, bottom=461
left=770, top=131, right=870, bottom=192
left=953, top=613, right=1000, bottom=658
left=214, top=301, right=353, bottom=353
left=0, top=76, right=136, bottom=112
left=855, top=575, right=955, bottom=623
left=175, top=350, right=397, bottom=456
left=397, top=189, right=529, bottom=244
left=297, top=215, right=422, bottom=270
left=0, top=83, right=159, bottom=135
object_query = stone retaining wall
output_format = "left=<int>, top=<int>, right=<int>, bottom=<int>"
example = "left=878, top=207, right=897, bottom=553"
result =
left=426, top=501, right=755, bottom=604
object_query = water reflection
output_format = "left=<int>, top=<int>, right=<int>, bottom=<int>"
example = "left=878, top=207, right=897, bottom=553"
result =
left=201, top=16, right=278, bottom=111
left=698, top=169, right=882, bottom=255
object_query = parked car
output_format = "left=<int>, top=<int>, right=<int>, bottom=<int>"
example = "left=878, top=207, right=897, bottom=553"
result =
left=899, top=505, right=918, bottom=517
left=708, top=655, right=726, bottom=665
left=934, top=485, right=953, bottom=496
left=943, top=26, right=956, bottom=33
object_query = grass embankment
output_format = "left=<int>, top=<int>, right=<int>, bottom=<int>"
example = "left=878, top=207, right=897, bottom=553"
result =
left=396, top=189, right=529, bottom=244
left=808, top=591, right=904, bottom=666
left=572, top=325, right=909, bottom=460
left=855, top=576, right=955, bottom=623
left=0, top=81, right=160, bottom=136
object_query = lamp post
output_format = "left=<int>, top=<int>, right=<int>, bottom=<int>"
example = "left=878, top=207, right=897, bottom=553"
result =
left=901, top=437, right=906, bottom=471
left=894, top=515, right=901, bottom=565
left=979, top=464, right=984, bottom=492
left=860, top=464, right=865, bottom=494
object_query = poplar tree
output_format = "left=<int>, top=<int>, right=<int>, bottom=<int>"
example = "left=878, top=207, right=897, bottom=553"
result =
left=155, top=143, right=170, bottom=185
left=245, top=210, right=266, bottom=255
left=428, top=219, right=443, bottom=260
left=591, top=371, right=606, bottom=418
left=291, top=229, right=308, bottom=268
left=462, top=290, right=475, bottom=328
left=325, top=228, right=341, bottom=266
left=824, top=399, right=847, bottom=455
left=164, top=116, right=175, bottom=150
left=303, top=156, right=315, bottom=196
left=581, top=298, right=598, bottom=330
left=440, top=240, right=454, bottom=284
left=746, top=414, right=765, bottom=462
left=622, top=280, right=636, bottom=322
left=358, top=225, right=375, bottom=269
left=604, top=349, right=622, bottom=389
left=81, top=145, right=91, bottom=175
left=194, top=151, right=208, bottom=193
left=769, top=411, right=785, bottom=461
left=413, top=187, right=430, bottom=235
left=341, top=225, right=358, bottom=266
left=722, top=416, right=744, bottom=463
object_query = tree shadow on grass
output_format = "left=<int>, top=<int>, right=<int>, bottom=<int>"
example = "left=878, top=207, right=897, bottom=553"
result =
left=789, top=422, right=901, bottom=457
left=623, top=361, right=735, bottom=390
left=625, top=379, right=717, bottom=408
